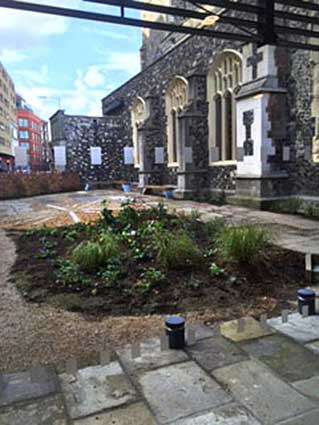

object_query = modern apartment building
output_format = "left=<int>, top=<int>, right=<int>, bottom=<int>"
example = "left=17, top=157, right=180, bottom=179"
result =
left=17, top=95, right=45, bottom=172
left=0, top=62, right=17, bottom=171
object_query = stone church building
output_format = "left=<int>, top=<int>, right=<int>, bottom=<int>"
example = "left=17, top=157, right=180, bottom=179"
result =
left=50, top=3, right=319, bottom=208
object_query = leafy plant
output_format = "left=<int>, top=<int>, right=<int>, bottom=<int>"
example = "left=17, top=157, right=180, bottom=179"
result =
left=135, top=268, right=166, bottom=294
left=187, top=274, right=203, bottom=289
left=209, top=262, right=225, bottom=277
left=99, top=259, right=123, bottom=288
left=216, top=225, right=271, bottom=263
left=55, top=259, right=91, bottom=287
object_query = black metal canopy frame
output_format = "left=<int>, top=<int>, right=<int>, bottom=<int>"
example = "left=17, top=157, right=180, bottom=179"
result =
left=1, top=0, right=319, bottom=51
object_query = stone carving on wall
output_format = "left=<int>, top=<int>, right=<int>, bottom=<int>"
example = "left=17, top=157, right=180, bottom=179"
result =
left=243, top=110, right=254, bottom=156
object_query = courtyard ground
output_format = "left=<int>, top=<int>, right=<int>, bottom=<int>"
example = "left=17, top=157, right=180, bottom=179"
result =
left=1, top=190, right=319, bottom=423
left=0, top=189, right=319, bottom=373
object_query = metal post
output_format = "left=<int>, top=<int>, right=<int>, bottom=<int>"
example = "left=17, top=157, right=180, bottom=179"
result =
left=258, top=0, right=277, bottom=46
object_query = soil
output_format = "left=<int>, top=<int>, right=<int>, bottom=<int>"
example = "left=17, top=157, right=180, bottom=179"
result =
left=10, top=223, right=307, bottom=319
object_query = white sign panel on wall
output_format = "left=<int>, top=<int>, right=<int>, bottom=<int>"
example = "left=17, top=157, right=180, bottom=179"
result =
left=54, top=146, right=66, bottom=166
left=90, top=147, right=102, bottom=165
left=124, top=146, right=134, bottom=165
left=155, top=147, right=164, bottom=164
left=185, top=147, right=193, bottom=164
left=14, top=147, right=28, bottom=167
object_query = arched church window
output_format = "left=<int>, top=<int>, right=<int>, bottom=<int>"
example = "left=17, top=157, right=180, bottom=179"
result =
left=214, top=94, right=222, bottom=152
left=165, top=76, right=188, bottom=166
left=130, top=97, right=147, bottom=167
left=225, top=91, right=233, bottom=160
left=207, top=50, right=243, bottom=164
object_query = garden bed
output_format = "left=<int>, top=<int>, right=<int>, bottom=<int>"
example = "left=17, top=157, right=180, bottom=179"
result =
left=11, top=202, right=306, bottom=318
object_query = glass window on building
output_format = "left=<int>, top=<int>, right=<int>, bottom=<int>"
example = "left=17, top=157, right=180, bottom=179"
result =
left=19, top=130, right=29, bottom=139
left=18, top=118, right=28, bottom=127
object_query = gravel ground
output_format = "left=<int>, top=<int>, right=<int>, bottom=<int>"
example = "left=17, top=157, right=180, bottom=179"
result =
left=0, top=230, right=219, bottom=373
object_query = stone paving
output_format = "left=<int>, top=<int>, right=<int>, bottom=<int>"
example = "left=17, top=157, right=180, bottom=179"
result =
left=1, top=317, right=319, bottom=425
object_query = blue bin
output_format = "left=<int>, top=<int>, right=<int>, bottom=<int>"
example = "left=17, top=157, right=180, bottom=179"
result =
left=163, top=190, right=174, bottom=199
left=122, top=184, right=131, bottom=193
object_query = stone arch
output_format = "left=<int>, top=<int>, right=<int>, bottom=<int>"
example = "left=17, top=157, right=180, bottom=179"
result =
left=207, top=50, right=243, bottom=163
left=130, top=96, right=147, bottom=167
left=165, top=76, right=188, bottom=166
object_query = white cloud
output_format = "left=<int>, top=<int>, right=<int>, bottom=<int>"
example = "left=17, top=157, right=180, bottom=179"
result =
left=0, top=0, right=80, bottom=50
left=0, top=49, right=28, bottom=64
left=15, top=65, right=49, bottom=86
left=105, top=52, right=140, bottom=75
left=83, top=66, right=106, bottom=88
left=82, top=26, right=132, bottom=40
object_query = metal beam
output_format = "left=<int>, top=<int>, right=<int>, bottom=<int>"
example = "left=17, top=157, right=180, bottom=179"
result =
left=2, top=0, right=319, bottom=51
left=0, top=0, right=256, bottom=42
left=84, top=0, right=212, bottom=22
left=198, top=0, right=319, bottom=27
left=258, top=0, right=277, bottom=46
left=275, top=0, right=319, bottom=13
left=85, top=0, right=319, bottom=40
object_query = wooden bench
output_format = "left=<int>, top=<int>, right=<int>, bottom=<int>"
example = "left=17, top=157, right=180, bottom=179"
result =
left=87, top=180, right=136, bottom=190
left=139, top=185, right=176, bottom=196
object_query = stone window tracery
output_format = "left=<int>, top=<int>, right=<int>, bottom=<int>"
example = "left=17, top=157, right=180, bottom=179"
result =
left=207, top=50, right=243, bottom=164
left=165, top=76, right=188, bottom=166
left=130, top=97, right=147, bottom=167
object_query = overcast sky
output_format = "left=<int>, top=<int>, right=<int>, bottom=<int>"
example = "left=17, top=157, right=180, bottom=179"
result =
left=0, top=0, right=141, bottom=121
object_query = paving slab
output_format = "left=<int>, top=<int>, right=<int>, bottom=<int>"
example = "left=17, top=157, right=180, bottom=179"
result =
left=187, top=323, right=217, bottom=341
left=267, top=313, right=319, bottom=343
left=172, top=403, right=261, bottom=424
left=213, top=360, right=314, bottom=425
left=186, top=336, right=247, bottom=371
left=292, top=376, right=319, bottom=401
left=276, top=410, right=319, bottom=425
left=73, top=402, right=156, bottom=424
left=59, top=362, right=137, bottom=420
left=240, top=334, right=319, bottom=382
left=117, top=338, right=189, bottom=375
left=305, top=340, right=319, bottom=354
left=138, top=361, right=232, bottom=424
left=0, top=367, right=59, bottom=407
left=0, top=395, right=67, bottom=425
left=220, top=317, right=274, bottom=342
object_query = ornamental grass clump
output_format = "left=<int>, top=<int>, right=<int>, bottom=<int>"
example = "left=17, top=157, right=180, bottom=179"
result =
left=72, top=233, right=120, bottom=273
left=156, top=231, right=202, bottom=269
left=216, top=224, right=271, bottom=263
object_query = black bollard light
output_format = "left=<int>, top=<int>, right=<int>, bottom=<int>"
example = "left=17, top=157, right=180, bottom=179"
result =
left=165, top=316, right=185, bottom=349
left=297, top=289, right=316, bottom=316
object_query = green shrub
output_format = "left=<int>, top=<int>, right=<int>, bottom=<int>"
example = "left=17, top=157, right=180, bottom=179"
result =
left=303, top=202, right=319, bottom=219
left=55, top=260, right=91, bottom=287
left=72, top=234, right=120, bottom=272
left=216, top=225, right=271, bottom=263
left=135, top=268, right=166, bottom=294
left=272, top=198, right=302, bottom=215
left=156, top=232, right=202, bottom=269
